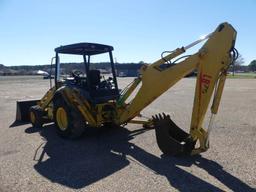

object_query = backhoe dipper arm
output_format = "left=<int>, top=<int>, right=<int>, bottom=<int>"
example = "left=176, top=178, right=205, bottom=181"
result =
left=118, top=23, right=236, bottom=154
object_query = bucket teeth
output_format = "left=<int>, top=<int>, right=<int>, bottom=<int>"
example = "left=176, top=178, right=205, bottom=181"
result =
left=152, top=113, right=196, bottom=156
left=152, top=113, right=170, bottom=122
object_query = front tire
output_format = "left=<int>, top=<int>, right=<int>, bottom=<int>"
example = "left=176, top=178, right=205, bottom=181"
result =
left=29, top=105, right=44, bottom=128
left=53, top=98, right=85, bottom=139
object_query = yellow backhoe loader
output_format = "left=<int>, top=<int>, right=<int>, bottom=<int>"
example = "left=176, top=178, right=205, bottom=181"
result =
left=16, top=22, right=237, bottom=156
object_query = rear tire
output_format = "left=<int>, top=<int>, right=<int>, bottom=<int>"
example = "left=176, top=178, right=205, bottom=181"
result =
left=53, top=98, right=85, bottom=139
left=29, top=105, right=44, bottom=128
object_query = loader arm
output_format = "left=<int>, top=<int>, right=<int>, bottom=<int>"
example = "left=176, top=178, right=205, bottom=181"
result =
left=118, top=22, right=236, bottom=155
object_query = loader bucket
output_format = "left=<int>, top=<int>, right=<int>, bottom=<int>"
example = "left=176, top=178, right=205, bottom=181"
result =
left=16, top=100, right=40, bottom=122
left=152, top=113, right=196, bottom=156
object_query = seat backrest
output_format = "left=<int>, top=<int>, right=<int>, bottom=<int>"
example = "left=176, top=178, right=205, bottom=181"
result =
left=89, top=70, right=101, bottom=87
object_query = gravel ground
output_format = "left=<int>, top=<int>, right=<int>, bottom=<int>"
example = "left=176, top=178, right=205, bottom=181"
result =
left=0, top=76, right=255, bottom=192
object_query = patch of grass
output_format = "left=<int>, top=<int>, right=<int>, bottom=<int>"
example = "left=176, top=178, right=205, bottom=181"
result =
left=227, top=73, right=256, bottom=79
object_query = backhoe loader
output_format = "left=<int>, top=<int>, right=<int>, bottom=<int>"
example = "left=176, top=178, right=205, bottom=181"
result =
left=16, top=22, right=237, bottom=156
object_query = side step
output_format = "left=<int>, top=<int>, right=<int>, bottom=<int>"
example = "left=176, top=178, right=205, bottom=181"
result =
left=152, top=113, right=196, bottom=156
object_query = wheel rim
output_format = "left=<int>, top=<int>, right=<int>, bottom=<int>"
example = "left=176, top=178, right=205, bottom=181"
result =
left=30, top=111, right=36, bottom=124
left=56, top=107, right=68, bottom=131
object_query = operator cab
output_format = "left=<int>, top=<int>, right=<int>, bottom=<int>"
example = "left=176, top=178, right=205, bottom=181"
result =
left=54, top=43, right=119, bottom=104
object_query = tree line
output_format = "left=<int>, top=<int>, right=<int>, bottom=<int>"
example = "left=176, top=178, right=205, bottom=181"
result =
left=1, top=55, right=256, bottom=76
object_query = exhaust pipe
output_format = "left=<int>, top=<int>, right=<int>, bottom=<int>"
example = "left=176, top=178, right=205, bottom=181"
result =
left=16, top=100, right=40, bottom=122
left=152, top=113, right=196, bottom=156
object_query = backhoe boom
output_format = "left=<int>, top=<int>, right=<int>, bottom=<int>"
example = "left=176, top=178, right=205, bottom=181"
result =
left=118, top=22, right=237, bottom=155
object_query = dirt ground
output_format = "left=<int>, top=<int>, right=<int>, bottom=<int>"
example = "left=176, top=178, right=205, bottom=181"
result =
left=0, top=76, right=255, bottom=192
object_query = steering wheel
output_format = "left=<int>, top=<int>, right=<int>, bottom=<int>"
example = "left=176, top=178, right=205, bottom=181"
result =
left=71, top=70, right=85, bottom=85
left=71, top=70, right=84, bottom=78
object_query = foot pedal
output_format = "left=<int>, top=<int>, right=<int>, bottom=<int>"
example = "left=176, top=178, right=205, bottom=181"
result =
left=152, top=113, right=196, bottom=156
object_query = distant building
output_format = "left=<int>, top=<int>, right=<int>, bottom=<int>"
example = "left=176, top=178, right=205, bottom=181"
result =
left=115, top=64, right=144, bottom=77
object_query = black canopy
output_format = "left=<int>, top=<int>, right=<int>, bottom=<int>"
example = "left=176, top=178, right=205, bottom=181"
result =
left=55, top=43, right=113, bottom=55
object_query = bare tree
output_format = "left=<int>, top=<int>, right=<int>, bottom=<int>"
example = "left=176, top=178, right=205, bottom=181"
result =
left=232, top=53, right=244, bottom=76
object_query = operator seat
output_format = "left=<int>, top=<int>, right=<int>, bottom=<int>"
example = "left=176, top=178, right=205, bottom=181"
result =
left=86, top=69, right=120, bottom=104
left=88, top=70, right=101, bottom=89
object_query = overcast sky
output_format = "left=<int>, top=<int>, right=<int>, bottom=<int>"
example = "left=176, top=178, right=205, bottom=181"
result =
left=0, top=0, right=255, bottom=66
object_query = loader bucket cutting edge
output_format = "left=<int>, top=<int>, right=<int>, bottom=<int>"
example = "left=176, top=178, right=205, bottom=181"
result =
left=152, top=113, right=196, bottom=156
left=16, top=100, right=40, bottom=122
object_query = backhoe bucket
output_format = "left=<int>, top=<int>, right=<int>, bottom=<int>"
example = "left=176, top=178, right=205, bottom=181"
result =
left=16, top=100, right=40, bottom=122
left=152, top=113, right=196, bottom=156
